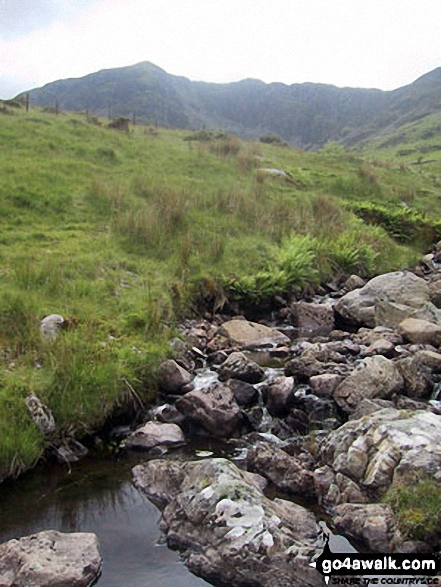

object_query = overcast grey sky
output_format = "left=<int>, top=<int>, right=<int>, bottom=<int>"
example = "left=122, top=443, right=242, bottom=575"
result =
left=1, top=0, right=440, bottom=99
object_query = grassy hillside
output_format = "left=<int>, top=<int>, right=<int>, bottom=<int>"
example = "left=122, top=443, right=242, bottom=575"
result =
left=1, top=102, right=441, bottom=480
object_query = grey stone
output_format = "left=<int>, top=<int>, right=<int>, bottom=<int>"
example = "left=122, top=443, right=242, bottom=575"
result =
left=217, top=319, right=290, bottom=348
left=158, top=359, right=194, bottom=394
left=133, top=458, right=322, bottom=587
left=318, top=408, right=441, bottom=496
left=335, top=271, right=431, bottom=327
left=0, top=530, right=102, bottom=587
left=333, top=356, right=404, bottom=413
left=398, top=317, right=441, bottom=346
left=218, top=351, right=265, bottom=383
left=25, top=395, right=55, bottom=435
left=40, top=314, right=64, bottom=341
left=289, top=301, right=334, bottom=334
left=309, top=374, right=343, bottom=398
left=175, top=382, right=244, bottom=437
left=126, top=421, right=185, bottom=451
left=228, top=379, right=258, bottom=407
left=247, top=442, right=314, bottom=496
left=265, top=376, right=295, bottom=416
left=333, top=503, right=398, bottom=552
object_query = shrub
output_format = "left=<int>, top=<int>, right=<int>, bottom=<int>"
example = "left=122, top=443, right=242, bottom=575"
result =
left=349, top=202, right=441, bottom=246
left=385, top=479, right=441, bottom=542
left=259, top=133, right=283, bottom=144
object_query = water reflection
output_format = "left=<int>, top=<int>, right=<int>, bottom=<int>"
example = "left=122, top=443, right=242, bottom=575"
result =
left=0, top=453, right=209, bottom=587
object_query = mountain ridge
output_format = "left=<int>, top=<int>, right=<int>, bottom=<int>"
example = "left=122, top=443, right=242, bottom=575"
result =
left=16, top=61, right=441, bottom=149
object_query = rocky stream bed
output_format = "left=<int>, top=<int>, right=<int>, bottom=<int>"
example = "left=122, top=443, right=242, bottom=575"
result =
left=2, top=252, right=441, bottom=586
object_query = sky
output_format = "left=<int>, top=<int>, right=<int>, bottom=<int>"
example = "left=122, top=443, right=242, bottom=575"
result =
left=0, top=0, right=440, bottom=99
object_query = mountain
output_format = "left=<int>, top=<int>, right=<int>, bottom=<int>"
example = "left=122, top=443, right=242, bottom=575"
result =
left=17, top=62, right=441, bottom=149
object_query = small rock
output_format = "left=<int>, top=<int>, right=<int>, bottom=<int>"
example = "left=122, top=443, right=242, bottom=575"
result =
left=175, top=382, right=245, bottom=437
left=309, top=374, right=343, bottom=398
left=218, top=351, right=265, bottom=383
left=25, top=395, right=55, bottom=435
left=247, top=442, right=314, bottom=496
left=333, top=356, right=404, bottom=413
left=398, top=317, right=441, bottom=346
left=228, top=379, right=258, bottom=407
left=40, top=314, right=64, bottom=341
left=126, top=421, right=185, bottom=451
left=158, top=359, right=194, bottom=394
left=265, top=376, right=295, bottom=416
left=343, top=274, right=366, bottom=291
left=217, top=319, right=290, bottom=347
left=53, top=439, right=88, bottom=463
left=289, top=301, right=334, bottom=335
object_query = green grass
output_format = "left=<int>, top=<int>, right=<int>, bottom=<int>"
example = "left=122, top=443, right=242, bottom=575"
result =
left=385, top=479, right=441, bottom=543
left=0, top=103, right=441, bottom=479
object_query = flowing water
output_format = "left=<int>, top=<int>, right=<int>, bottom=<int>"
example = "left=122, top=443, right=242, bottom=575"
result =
left=0, top=361, right=425, bottom=586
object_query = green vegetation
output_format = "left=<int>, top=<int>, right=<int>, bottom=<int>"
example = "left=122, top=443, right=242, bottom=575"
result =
left=385, top=480, right=441, bottom=543
left=0, top=103, right=441, bottom=480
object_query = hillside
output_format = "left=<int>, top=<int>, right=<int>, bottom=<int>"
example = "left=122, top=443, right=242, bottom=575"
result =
left=1, top=103, right=441, bottom=480
left=16, top=62, right=441, bottom=149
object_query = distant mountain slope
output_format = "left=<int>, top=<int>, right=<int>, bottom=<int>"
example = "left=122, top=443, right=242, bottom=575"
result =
left=17, top=62, right=441, bottom=149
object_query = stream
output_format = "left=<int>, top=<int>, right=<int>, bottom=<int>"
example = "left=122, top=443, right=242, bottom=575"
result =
left=0, top=351, right=428, bottom=586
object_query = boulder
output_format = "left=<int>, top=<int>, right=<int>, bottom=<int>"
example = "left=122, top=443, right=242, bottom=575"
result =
left=334, top=271, right=433, bottom=328
left=309, top=374, right=343, bottom=398
left=333, top=356, right=404, bottom=413
left=228, top=379, right=258, bottom=407
left=318, top=408, right=441, bottom=496
left=398, top=317, right=441, bottom=346
left=396, top=355, right=432, bottom=399
left=218, top=351, right=265, bottom=383
left=217, top=319, right=290, bottom=348
left=247, top=442, right=314, bottom=496
left=314, top=465, right=367, bottom=507
left=0, top=530, right=102, bottom=587
left=158, top=359, right=193, bottom=394
left=333, top=503, right=398, bottom=552
left=265, top=376, right=295, bottom=416
left=175, top=382, right=244, bottom=437
left=126, top=421, right=185, bottom=451
left=289, top=301, right=334, bottom=335
left=343, top=274, right=366, bottom=291
left=133, top=458, right=322, bottom=587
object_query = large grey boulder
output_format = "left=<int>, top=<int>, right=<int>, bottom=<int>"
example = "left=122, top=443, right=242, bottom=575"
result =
left=333, top=356, right=404, bottom=413
left=0, top=530, right=102, bottom=587
left=175, top=382, right=244, bottom=437
left=334, top=271, right=440, bottom=328
left=133, top=458, right=322, bottom=587
left=317, top=408, right=441, bottom=496
left=217, top=319, right=290, bottom=348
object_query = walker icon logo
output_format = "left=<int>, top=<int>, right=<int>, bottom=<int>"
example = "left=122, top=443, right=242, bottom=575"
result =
left=310, top=532, right=440, bottom=585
